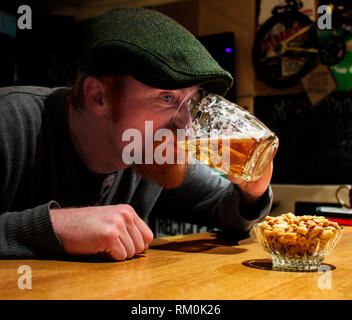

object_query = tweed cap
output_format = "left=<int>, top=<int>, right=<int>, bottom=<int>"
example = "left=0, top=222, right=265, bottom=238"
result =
left=78, top=7, right=233, bottom=95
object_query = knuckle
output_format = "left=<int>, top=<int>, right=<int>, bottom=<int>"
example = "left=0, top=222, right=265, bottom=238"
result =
left=116, top=204, right=134, bottom=214
left=102, top=227, right=117, bottom=242
left=114, top=216, right=126, bottom=229
left=119, top=210, right=133, bottom=223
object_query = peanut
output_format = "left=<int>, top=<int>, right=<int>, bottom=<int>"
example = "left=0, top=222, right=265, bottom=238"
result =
left=319, top=229, right=334, bottom=240
left=283, top=233, right=297, bottom=245
left=328, top=221, right=340, bottom=229
left=259, top=222, right=271, bottom=230
left=308, top=226, right=323, bottom=239
left=297, top=226, right=309, bottom=236
left=256, top=212, right=341, bottom=258
left=272, top=227, right=285, bottom=237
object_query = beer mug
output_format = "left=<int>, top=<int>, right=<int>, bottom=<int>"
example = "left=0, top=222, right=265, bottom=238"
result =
left=171, top=89, right=279, bottom=181
left=335, top=185, right=352, bottom=208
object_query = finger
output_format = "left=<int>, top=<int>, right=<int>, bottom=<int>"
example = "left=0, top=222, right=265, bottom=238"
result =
left=131, top=212, right=154, bottom=248
left=257, top=161, right=273, bottom=184
left=118, top=224, right=136, bottom=259
left=267, top=161, right=274, bottom=176
left=108, top=237, right=128, bottom=261
left=226, top=174, right=246, bottom=185
left=125, top=222, right=146, bottom=254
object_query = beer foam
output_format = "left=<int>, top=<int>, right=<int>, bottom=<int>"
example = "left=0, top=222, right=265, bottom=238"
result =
left=194, top=94, right=268, bottom=140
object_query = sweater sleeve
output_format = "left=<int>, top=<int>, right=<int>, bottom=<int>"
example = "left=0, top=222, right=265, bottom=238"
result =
left=0, top=88, right=66, bottom=259
left=0, top=201, right=66, bottom=259
left=151, top=162, right=273, bottom=235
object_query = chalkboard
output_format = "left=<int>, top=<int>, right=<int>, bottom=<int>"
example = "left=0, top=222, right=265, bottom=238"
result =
left=254, top=91, right=352, bottom=184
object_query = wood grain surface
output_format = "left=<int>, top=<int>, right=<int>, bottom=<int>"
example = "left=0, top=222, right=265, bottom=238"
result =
left=0, top=227, right=351, bottom=300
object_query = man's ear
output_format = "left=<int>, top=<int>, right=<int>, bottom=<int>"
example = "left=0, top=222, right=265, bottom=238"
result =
left=83, top=77, right=109, bottom=116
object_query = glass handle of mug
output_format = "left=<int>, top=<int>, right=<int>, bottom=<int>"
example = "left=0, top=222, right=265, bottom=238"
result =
left=335, top=185, right=351, bottom=208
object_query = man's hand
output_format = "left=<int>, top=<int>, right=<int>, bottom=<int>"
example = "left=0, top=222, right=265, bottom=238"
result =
left=226, top=161, right=273, bottom=207
left=50, top=204, right=154, bottom=261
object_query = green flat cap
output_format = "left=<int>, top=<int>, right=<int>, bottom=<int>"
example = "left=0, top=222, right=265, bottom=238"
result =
left=78, top=7, right=233, bottom=95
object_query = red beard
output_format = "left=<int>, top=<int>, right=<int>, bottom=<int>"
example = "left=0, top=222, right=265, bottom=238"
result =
left=133, top=162, right=188, bottom=189
left=132, top=130, right=189, bottom=189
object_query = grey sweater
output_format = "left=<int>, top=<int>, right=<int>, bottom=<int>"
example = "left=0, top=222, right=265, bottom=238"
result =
left=0, top=86, right=272, bottom=259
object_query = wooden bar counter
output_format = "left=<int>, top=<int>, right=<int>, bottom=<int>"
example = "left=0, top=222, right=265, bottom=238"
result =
left=0, top=226, right=351, bottom=300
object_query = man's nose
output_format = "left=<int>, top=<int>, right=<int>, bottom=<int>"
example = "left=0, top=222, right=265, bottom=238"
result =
left=171, top=103, right=192, bottom=131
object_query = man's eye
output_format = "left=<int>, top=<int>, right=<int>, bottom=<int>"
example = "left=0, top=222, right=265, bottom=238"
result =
left=162, top=95, right=173, bottom=103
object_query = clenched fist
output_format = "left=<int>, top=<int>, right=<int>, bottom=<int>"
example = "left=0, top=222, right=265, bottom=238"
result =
left=50, top=204, right=154, bottom=261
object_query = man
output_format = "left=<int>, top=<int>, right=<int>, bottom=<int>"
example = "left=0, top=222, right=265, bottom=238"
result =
left=0, top=7, right=273, bottom=260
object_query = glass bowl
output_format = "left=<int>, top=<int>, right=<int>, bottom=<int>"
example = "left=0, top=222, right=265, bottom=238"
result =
left=253, top=215, right=343, bottom=271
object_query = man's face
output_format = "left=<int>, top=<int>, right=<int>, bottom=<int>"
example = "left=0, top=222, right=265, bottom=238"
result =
left=106, top=75, right=199, bottom=188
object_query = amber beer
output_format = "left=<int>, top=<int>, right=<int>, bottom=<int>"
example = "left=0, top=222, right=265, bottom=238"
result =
left=181, top=135, right=277, bottom=181
left=172, top=92, right=279, bottom=180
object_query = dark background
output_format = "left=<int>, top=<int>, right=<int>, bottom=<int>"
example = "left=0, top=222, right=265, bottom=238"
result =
left=0, top=1, right=236, bottom=99
left=0, top=1, right=80, bottom=87
left=254, top=92, right=352, bottom=185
